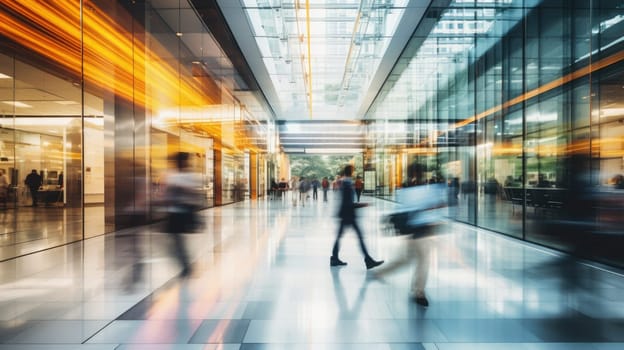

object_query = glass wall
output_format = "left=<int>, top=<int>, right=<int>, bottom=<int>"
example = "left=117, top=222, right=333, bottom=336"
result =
left=367, top=0, right=624, bottom=268
left=0, top=1, right=270, bottom=260
left=0, top=1, right=85, bottom=260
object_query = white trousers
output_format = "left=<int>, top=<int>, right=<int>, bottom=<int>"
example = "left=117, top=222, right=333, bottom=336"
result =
left=376, top=236, right=432, bottom=296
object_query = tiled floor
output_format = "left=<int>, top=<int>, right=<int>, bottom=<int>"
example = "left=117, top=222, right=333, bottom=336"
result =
left=0, top=192, right=623, bottom=349
left=0, top=206, right=105, bottom=261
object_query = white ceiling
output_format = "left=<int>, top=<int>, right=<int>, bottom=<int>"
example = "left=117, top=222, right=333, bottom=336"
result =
left=217, top=0, right=431, bottom=122
left=214, top=0, right=432, bottom=153
left=0, top=53, right=103, bottom=137
left=0, top=0, right=431, bottom=154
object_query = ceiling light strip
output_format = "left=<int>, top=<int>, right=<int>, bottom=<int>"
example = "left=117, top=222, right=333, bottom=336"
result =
left=337, top=0, right=365, bottom=107
left=305, top=0, right=312, bottom=118
left=293, top=1, right=308, bottom=116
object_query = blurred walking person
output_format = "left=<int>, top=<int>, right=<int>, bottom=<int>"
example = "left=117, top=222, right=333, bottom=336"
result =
left=163, top=152, right=203, bottom=277
left=290, top=177, right=298, bottom=206
left=376, top=167, right=448, bottom=307
left=322, top=176, right=330, bottom=202
left=355, top=175, right=364, bottom=202
left=311, top=177, right=320, bottom=200
left=330, top=164, right=384, bottom=270
left=278, top=177, right=289, bottom=200
left=298, top=177, right=308, bottom=207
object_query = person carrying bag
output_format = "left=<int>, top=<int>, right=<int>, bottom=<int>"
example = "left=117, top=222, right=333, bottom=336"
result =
left=376, top=180, right=449, bottom=307
left=162, top=152, right=204, bottom=277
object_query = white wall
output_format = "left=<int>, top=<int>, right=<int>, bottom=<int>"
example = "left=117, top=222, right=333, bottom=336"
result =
left=83, top=125, right=104, bottom=203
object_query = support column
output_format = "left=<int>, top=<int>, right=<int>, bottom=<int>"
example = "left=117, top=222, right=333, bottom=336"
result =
left=102, top=3, right=148, bottom=231
left=104, top=97, right=147, bottom=230
left=396, top=151, right=404, bottom=188
left=65, top=119, right=82, bottom=208
left=250, top=152, right=258, bottom=200
left=214, top=148, right=223, bottom=206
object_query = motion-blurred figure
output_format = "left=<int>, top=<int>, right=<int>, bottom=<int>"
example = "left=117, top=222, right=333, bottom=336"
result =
left=290, top=177, right=298, bottom=206
left=311, top=177, right=320, bottom=200
left=330, top=164, right=384, bottom=270
left=322, top=176, right=330, bottom=202
left=298, top=177, right=309, bottom=207
left=163, top=152, right=203, bottom=277
left=375, top=233, right=433, bottom=306
left=355, top=175, right=364, bottom=202
left=377, top=170, right=448, bottom=307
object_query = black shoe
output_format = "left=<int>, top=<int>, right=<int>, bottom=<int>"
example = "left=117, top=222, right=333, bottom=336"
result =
left=414, top=295, right=429, bottom=307
left=180, top=266, right=192, bottom=278
left=330, top=256, right=347, bottom=266
left=365, top=258, right=384, bottom=270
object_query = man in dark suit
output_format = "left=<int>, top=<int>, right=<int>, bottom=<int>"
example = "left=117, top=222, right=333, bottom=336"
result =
left=330, top=164, right=383, bottom=270
left=25, top=169, right=42, bottom=207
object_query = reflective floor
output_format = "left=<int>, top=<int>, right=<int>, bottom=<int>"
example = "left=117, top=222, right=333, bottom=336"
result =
left=0, top=206, right=105, bottom=261
left=0, top=192, right=623, bottom=349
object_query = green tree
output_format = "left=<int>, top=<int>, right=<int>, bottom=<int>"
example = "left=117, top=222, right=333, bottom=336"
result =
left=290, top=155, right=331, bottom=179
left=289, top=154, right=363, bottom=180
left=325, top=155, right=363, bottom=177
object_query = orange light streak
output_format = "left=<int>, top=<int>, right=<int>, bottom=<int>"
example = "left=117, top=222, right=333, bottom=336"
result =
left=0, top=1, right=267, bottom=150
left=454, top=49, right=624, bottom=129
left=401, top=49, right=624, bottom=154
left=0, top=1, right=215, bottom=113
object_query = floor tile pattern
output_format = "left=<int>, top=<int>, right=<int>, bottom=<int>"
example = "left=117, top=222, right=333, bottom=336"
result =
left=0, top=192, right=623, bottom=349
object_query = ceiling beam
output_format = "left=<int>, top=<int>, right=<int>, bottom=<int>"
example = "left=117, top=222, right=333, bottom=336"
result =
left=357, top=0, right=434, bottom=119
left=213, top=0, right=282, bottom=118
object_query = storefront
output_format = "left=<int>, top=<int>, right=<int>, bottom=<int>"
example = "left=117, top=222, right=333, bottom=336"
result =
left=0, top=1, right=272, bottom=260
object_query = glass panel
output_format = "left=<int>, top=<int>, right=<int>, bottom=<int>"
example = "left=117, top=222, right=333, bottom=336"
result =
left=222, top=152, right=236, bottom=204
left=524, top=95, right=563, bottom=239
left=84, top=0, right=142, bottom=234
left=596, top=118, right=624, bottom=267
left=0, top=0, right=269, bottom=261
left=477, top=105, right=523, bottom=237
left=0, top=2, right=83, bottom=259
left=366, top=0, right=624, bottom=268
left=526, top=64, right=624, bottom=268
left=241, top=0, right=409, bottom=119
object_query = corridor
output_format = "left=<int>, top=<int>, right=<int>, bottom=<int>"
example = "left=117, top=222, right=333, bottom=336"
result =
left=0, top=193, right=623, bottom=349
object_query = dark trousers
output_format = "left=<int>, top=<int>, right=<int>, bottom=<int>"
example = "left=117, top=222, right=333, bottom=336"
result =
left=313, top=188, right=318, bottom=200
left=332, top=219, right=371, bottom=259
left=323, top=189, right=328, bottom=201
left=356, top=189, right=362, bottom=202
left=171, top=233, right=191, bottom=275
left=29, top=186, right=38, bottom=206
left=167, top=211, right=192, bottom=276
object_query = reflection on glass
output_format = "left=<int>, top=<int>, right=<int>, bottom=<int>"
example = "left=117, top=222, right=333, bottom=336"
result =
left=367, top=0, right=624, bottom=267
left=0, top=0, right=262, bottom=260
left=0, top=52, right=84, bottom=259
